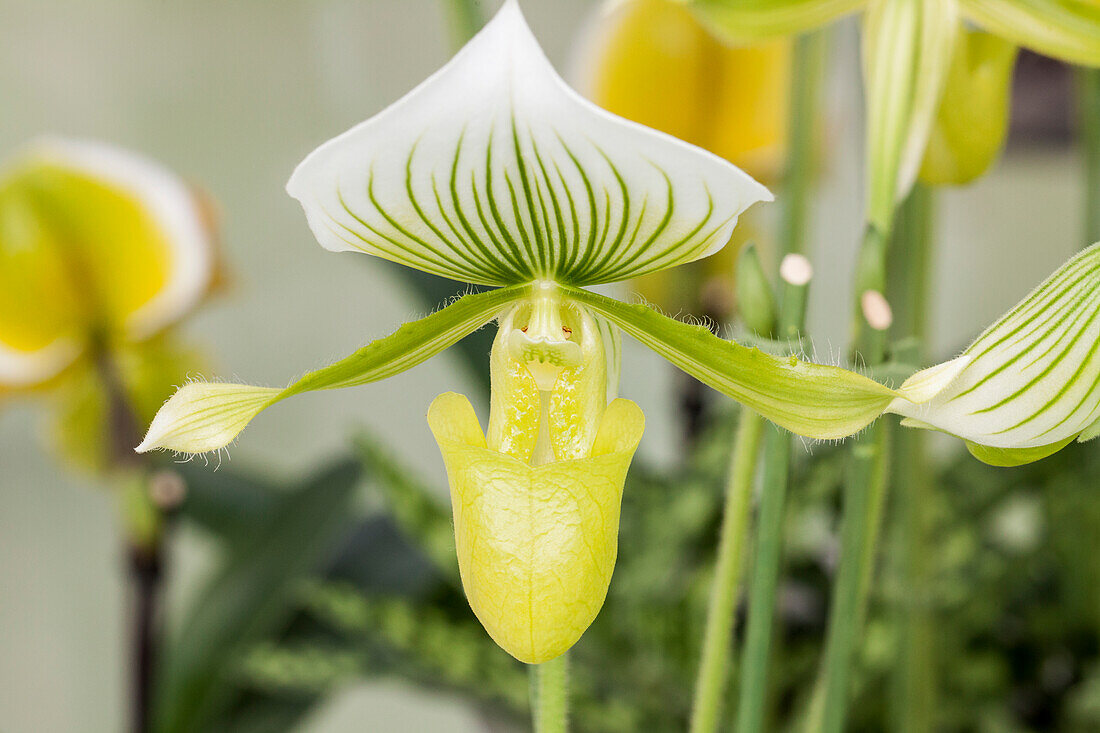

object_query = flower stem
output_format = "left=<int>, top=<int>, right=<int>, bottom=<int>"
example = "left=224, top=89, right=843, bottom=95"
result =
left=531, top=654, right=568, bottom=733
left=439, top=0, right=483, bottom=50
left=733, top=261, right=811, bottom=733
left=94, top=346, right=164, bottom=733
left=1077, top=67, right=1100, bottom=245
left=817, top=419, right=889, bottom=733
left=886, top=184, right=935, bottom=732
left=813, top=202, right=906, bottom=731
left=780, top=30, right=828, bottom=258
left=689, top=409, right=765, bottom=733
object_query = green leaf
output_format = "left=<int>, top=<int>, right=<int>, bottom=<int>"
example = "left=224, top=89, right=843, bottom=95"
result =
left=137, top=284, right=528, bottom=454
left=961, top=0, right=1100, bottom=66
left=562, top=286, right=907, bottom=440
left=152, top=459, right=362, bottom=733
left=863, top=0, right=958, bottom=232
left=286, top=0, right=770, bottom=288
left=354, top=432, right=460, bottom=584
left=688, top=0, right=866, bottom=41
left=890, top=243, right=1100, bottom=464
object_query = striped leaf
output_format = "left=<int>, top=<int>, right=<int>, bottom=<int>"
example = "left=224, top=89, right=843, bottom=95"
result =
left=287, top=0, right=770, bottom=288
left=961, top=0, right=1100, bottom=66
left=688, top=0, right=866, bottom=41
left=889, top=243, right=1100, bottom=465
left=137, top=285, right=528, bottom=454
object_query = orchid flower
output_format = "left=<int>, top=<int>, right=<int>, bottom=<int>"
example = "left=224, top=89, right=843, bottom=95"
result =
left=688, top=0, right=1100, bottom=230
left=138, top=1, right=955, bottom=662
left=0, top=137, right=216, bottom=468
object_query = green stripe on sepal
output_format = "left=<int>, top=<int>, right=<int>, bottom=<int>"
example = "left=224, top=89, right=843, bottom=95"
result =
left=687, top=0, right=866, bottom=41
left=287, top=0, right=770, bottom=289
left=137, top=285, right=529, bottom=454
left=961, top=0, right=1100, bottom=67
left=890, top=243, right=1100, bottom=460
left=564, top=285, right=912, bottom=440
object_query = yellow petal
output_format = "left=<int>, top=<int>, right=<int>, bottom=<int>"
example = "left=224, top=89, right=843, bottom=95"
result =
left=0, top=183, right=84, bottom=385
left=428, top=392, right=645, bottom=663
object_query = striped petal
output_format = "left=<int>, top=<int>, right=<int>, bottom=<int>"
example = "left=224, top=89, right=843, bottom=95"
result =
left=563, top=285, right=935, bottom=440
left=688, top=0, right=866, bottom=41
left=137, top=285, right=528, bottom=454
left=889, top=244, right=1100, bottom=464
left=961, top=0, right=1100, bottom=67
left=287, top=0, right=770, bottom=288
left=864, top=0, right=958, bottom=232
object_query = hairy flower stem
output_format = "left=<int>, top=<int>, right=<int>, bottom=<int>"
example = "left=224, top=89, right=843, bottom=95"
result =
left=814, top=183, right=929, bottom=731
left=818, top=420, right=889, bottom=733
left=734, top=266, right=811, bottom=733
left=1078, top=68, right=1100, bottom=245
left=780, top=30, right=828, bottom=258
left=531, top=654, right=569, bottom=733
left=689, top=409, right=765, bottom=733
left=887, top=185, right=935, bottom=732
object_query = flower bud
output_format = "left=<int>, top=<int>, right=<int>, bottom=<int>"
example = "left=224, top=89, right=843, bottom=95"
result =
left=919, top=30, right=1018, bottom=185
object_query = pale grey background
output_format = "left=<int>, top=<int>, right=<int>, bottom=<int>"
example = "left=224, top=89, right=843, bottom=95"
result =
left=0, top=1, right=1083, bottom=731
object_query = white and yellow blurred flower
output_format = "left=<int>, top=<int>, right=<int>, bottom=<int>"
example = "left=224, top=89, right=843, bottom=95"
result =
left=0, top=137, right=218, bottom=468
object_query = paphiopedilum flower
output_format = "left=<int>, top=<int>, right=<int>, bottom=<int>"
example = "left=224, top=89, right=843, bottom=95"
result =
left=688, top=0, right=1100, bottom=230
left=138, top=1, right=954, bottom=661
left=0, top=137, right=216, bottom=468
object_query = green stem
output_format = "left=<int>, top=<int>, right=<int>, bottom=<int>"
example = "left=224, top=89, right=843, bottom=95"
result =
left=690, top=409, right=765, bottom=733
left=818, top=421, right=889, bottom=733
left=887, top=185, right=935, bottom=733
left=531, top=654, right=568, bottom=733
left=734, top=265, right=811, bottom=733
left=439, top=0, right=483, bottom=50
left=95, top=345, right=164, bottom=733
left=780, top=30, right=829, bottom=258
left=1077, top=67, right=1100, bottom=245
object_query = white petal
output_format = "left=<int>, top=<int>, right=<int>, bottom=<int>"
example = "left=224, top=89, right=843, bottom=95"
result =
left=287, top=0, right=771, bottom=287
left=23, top=137, right=214, bottom=339
left=0, top=337, right=81, bottom=387
left=889, top=244, right=1100, bottom=448
left=136, top=382, right=280, bottom=454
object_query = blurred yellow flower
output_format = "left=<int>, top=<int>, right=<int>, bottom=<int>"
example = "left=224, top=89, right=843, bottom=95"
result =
left=0, top=138, right=218, bottom=467
left=0, top=138, right=216, bottom=388
left=576, top=0, right=791, bottom=184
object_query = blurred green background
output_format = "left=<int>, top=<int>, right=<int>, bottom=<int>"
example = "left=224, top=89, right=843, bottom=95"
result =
left=0, top=1, right=1088, bottom=731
